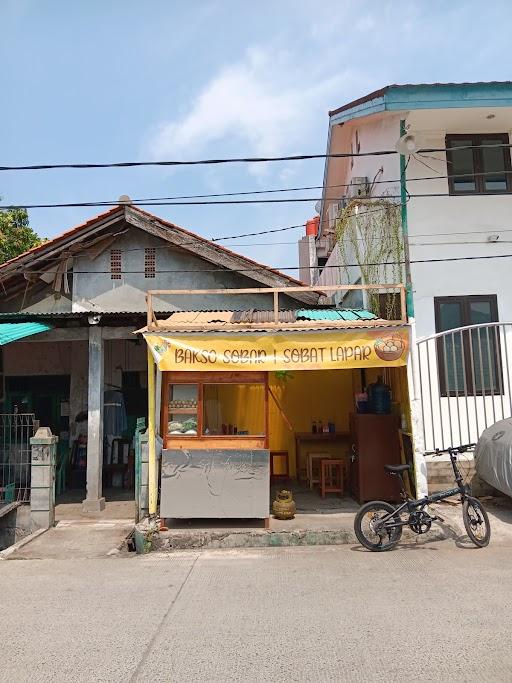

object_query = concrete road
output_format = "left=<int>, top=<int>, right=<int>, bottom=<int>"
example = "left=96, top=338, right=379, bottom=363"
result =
left=2, top=541, right=512, bottom=682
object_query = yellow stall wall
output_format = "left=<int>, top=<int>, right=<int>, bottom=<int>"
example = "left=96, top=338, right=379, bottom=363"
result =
left=203, top=383, right=265, bottom=435
left=268, top=369, right=356, bottom=476
left=268, top=366, right=412, bottom=477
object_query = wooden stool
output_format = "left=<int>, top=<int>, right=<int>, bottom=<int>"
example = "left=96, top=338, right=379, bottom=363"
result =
left=270, top=451, right=289, bottom=479
left=320, top=459, right=345, bottom=498
left=307, top=452, right=330, bottom=490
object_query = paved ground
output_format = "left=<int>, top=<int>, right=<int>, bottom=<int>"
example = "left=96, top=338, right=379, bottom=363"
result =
left=4, top=519, right=133, bottom=560
left=2, top=539, right=512, bottom=682
left=55, top=488, right=136, bottom=522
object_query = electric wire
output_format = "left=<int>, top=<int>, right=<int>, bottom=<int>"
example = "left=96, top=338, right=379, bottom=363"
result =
left=0, top=141, right=510, bottom=172
left=1, top=168, right=508, bottom=210
left=6, top=251, right=512, bottom=278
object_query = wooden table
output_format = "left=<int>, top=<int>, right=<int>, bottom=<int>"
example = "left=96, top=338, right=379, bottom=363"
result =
left=295, top=432, right=350, bottom=482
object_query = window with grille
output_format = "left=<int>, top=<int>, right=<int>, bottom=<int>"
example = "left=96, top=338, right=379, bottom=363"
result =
left=144, top=248, right=156, bottom=278
left=110, top=249, right=122, bottom=280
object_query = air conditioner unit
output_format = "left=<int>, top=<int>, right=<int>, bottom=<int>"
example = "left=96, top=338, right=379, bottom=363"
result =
left=348, top=176, right=369, bottom=198
left=328, top=202, right=341, bottom=230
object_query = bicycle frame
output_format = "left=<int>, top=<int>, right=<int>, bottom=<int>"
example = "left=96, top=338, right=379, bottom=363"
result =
left=376, top=449, right=470, bottom=530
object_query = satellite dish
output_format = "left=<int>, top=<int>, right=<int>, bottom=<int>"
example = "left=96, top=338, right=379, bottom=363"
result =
left=395, top=132, right=426, bottom=155
left=314, top=201, right=322, bottom=214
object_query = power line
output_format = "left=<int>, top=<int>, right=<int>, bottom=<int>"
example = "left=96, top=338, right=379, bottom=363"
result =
left=3, top=189, right=512, bottom=210
left=0, top=141, right=510, bottom=173
left=1, top=168, right=505, bottom=209
left=6, top=251, right=512, bottom=279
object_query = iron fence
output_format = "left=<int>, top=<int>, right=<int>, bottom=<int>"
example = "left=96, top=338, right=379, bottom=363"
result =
left=417, top=323, right=512, bottom=451
left=0, top=413, right=36, bottom=503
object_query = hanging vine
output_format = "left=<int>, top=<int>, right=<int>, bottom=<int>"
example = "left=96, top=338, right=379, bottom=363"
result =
left=335, top=197, right=404, bottom=318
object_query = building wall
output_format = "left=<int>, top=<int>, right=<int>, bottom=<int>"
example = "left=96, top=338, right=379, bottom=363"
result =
left=72, top=227, right=296, bottom=313
left=3, top=341, right=73, bottom=375
left=404, top=106, right=512, bottom=338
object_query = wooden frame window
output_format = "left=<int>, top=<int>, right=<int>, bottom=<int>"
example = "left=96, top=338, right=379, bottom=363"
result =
left=434, top=295, right=502, bottom=396
left=446, top=133, right=512, bottom=195
left=162, top=371, right=269, bottom=449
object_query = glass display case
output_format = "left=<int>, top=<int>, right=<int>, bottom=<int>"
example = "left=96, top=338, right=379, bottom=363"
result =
left=162, top=372, right=268, bottom=448
left=167, top=383, right=198, bottom=435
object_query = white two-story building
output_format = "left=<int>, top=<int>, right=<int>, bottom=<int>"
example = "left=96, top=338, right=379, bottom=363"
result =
left=300, top=81, right=512, bottom=483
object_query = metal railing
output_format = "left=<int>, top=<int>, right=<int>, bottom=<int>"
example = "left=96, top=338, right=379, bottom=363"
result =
left=0, top=413, right=36, bottom=503
left=417, top=323, right=512, bottom=451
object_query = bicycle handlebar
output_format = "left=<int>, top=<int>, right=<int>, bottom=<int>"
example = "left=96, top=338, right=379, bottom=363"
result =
left=424, top=443, right=476, bottom=457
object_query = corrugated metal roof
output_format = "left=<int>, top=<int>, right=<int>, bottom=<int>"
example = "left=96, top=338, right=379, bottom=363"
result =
left=296, top=308, right=378, bottom=321
left=153, top=308, right=382, bottom=329
left=0, top=322, right=53, bottom=345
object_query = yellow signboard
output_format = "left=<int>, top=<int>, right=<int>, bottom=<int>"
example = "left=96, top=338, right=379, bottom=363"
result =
left=145, top=329, right=409, bottom=372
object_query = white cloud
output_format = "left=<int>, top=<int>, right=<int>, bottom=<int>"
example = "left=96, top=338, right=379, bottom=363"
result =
left=146, top=47, right=352, bottom=167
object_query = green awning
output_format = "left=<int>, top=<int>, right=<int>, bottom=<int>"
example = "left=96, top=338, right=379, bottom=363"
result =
left=0, top=322, right=53, bottom=345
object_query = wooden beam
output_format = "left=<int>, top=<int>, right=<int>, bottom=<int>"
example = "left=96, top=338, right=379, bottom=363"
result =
left=147, top=283, right=404, bottom=296
left=273, top=291, right=279, bottom=324
left=399, top=285, right=407, bottom=323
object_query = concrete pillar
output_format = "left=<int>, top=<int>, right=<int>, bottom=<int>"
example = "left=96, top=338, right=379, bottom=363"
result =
left=30, top=427, right=58, bottom=529
left=82, top=325, right=105, bottom=512
left=137, top=429, right=162, bottom=521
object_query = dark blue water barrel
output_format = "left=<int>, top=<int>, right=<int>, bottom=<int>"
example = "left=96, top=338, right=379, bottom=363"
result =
left=368, top=377, right=392, bottom=414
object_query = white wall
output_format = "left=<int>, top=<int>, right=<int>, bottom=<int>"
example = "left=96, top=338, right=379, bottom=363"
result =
left=403, top=106, right=512, bottom=338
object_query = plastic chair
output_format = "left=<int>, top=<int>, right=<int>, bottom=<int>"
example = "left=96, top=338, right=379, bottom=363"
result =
left=4, top=482, right=15, bottom=503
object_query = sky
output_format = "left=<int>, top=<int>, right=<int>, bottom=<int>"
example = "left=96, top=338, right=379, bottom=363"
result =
left=1, top=0, right=512, bottom=274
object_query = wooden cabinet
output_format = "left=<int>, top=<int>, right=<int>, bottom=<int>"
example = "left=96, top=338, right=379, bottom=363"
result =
left=350, top=414, right=402, bottom=503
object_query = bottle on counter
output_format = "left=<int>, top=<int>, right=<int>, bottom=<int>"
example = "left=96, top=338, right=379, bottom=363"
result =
left=318, top=419, right=323, bottom=434
left=312, top=420, right=317, bottom=434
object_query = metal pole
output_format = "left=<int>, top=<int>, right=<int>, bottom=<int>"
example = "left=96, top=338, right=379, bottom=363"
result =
left=147, top=347, right=157, bottom=517
left=399, top=119, right=414, bottom=318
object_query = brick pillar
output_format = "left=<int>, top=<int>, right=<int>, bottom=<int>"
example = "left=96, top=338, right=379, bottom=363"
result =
left=30, top=427, right=58, bottom=530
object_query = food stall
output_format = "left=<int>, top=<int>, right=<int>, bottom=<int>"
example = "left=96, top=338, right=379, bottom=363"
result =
left=142, top=284, right=413, bottom=525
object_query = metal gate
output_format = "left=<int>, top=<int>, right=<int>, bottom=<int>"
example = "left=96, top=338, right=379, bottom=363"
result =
left=0, top=413, right=36, bottom=503
left=417, top=323, right=512, bottom=451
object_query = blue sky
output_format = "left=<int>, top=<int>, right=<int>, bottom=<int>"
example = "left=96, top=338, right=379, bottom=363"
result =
left=1, top=0, right=511, bottom=273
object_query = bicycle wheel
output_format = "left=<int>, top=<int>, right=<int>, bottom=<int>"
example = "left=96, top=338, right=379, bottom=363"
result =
left=462, top=497, right=491, bottom=548
left=354, top=501, right=403, bottom=551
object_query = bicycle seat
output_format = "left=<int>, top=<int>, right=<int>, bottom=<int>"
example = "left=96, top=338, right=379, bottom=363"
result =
left=384, top=464, right=411, bottom=474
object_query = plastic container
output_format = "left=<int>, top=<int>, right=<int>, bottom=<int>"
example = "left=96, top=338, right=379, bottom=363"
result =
left=368, top=377, right=392, bottom=414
